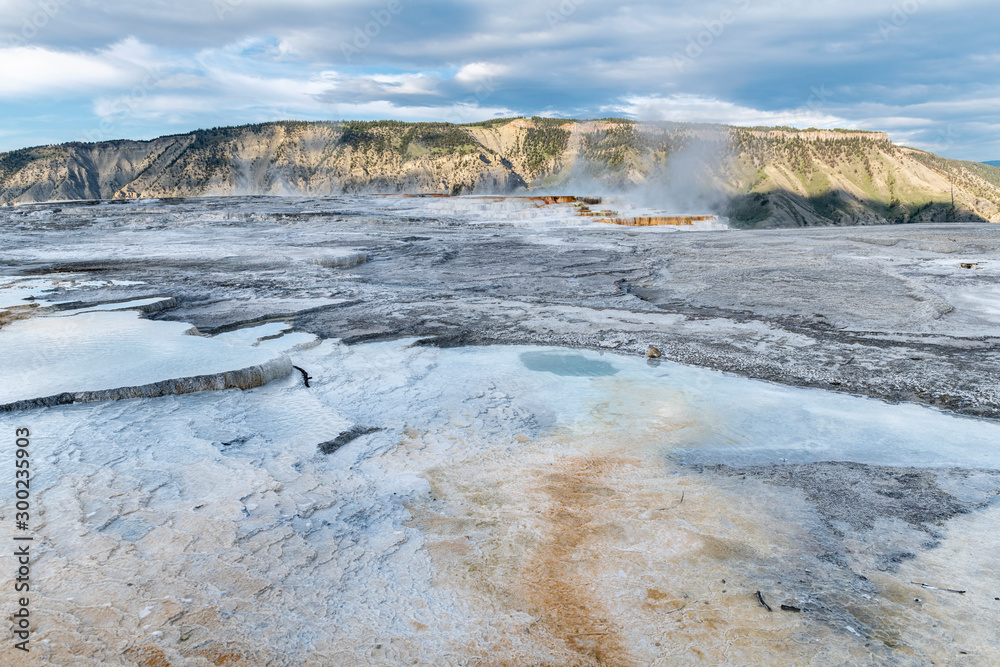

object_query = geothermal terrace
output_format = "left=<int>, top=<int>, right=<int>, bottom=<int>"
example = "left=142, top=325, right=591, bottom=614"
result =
left=1, top=195, right=999, bottom=665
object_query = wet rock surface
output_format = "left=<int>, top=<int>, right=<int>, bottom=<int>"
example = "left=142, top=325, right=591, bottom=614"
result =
left=3, top=195, right=997, bottom=419
left=318, top=426, right=382, bottom=455
left=698, top=462, right=1000, bottom=534
left=684, top=462, right=1000, bottom=650
left=3, top=195, right=1000, bottom=664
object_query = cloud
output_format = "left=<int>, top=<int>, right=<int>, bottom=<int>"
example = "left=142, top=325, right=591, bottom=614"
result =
left=612, top=95, right=852, bottom=128
left=0, top=42, right=140, bottom=97
left=453, top=62, right=509, bottom=87
left=0, top=0, right=997, bottom=159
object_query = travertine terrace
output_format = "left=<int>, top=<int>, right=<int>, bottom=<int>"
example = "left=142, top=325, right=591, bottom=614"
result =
left=1, top=194, right=999, bottom=665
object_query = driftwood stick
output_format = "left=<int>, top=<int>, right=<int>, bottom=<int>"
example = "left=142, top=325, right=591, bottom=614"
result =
left=911, top=582, right=966, bottom=594
left=292, top=365, right=312, bottom=388
left=654, top=491, right=685, bottom=512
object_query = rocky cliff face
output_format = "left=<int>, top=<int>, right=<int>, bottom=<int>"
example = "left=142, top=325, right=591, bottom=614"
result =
left=2, top=118, right=999, bottom=227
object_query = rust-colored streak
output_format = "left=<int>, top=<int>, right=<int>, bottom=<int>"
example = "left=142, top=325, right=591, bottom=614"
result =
left=389, top=193, right=603, bottom=206
left=518, top=458, right=633, bottom=666
left=0, top=305, right=35, bottom=330
left=598, top=215, right=716, bottom=226
left=196, top=647, right=252, bottom=666
left=123, top=646, right=172, bottom=667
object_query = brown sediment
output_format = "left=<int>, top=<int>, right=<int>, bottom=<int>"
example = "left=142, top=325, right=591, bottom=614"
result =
left=193, top=646, right=258, bottom=666
left=0, top=304, right=37, bottom=330
left=598, top=215, right=717, bottom=226
left=122, top=645, right=172, bottom=667
left=385, top=193, right=604, bottom=206
left=535, top=196, right=582, bottom=205
left=412, top=397, right=943, bottom=664
left=517, top=456, right=633, bottom=666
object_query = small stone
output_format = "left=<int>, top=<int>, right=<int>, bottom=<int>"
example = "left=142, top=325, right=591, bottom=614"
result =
left=646, top=345, right=661, bottom=359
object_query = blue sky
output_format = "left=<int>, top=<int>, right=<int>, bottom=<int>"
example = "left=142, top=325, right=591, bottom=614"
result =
left=0, top=0, right=997, bottom=160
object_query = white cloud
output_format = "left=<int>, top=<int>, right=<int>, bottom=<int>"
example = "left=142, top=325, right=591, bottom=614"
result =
left=0, top=43, right=136, bottom=97
left=364, top=73, right=442, bottom=96
left=453, top=62, right=509, bottom=86
left=317, top=100, right=515, bottom=125
left=92, top=69, right=335, bottom=123
left=1, top=1, right=997, bottom=158
left=84, top=53, right=516, bottom=131
left=611, top=95, right=852, bottom=129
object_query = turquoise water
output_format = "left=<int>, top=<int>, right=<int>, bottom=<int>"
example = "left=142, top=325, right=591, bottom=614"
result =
left=518, top=351, right=619, bottom=377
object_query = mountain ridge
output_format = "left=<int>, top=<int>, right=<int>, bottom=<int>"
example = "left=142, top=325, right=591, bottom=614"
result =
left=2, top=118, right=999, bottom=228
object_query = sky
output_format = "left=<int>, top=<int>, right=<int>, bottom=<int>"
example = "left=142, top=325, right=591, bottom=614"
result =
left=0, top=0, right=996, bottom=160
